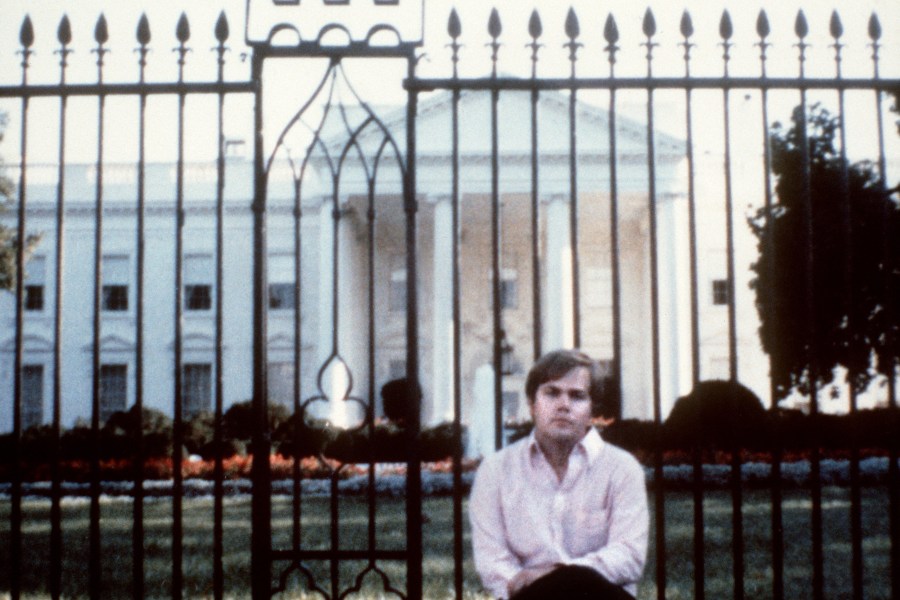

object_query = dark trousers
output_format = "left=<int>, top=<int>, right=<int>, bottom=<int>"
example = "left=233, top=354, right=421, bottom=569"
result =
left=511, top=565, right=635, bottom=600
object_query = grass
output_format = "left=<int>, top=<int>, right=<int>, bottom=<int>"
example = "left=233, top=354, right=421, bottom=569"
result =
left=0, top=486, right=893, bottom=599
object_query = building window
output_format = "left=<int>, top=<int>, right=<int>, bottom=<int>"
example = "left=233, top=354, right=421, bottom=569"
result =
left=183, top=363, right=212, bottom=418
left=390, top=268, right=407, bottom=312
left=269, top=283, right=295, bottom=310
left=268, top=254, right=296, bottom=311
left=102, top=256, right=130, bottom=312
left=185, top=285, right=212, bottom=311
left=389, top=359, right=406, bottom=380
left=102, top=286, right=129, bottom=311
left=185, top=255, right=213, bottom=311
left=100, top=364, right=127, bottom=423
left=24, top=256, right=46, bottom=312
left=268, top=362, right=295, bottom=407
left=500, top=269, right=518, bottom=310
left=22, top=364, right=44, bottom=430
left=25, top=285, right=44, bottom=311
left=712, top=279, right=729, bottom=306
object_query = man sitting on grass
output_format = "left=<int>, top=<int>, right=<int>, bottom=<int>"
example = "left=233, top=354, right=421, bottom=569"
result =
left=469, top=349, right=648, bottom=599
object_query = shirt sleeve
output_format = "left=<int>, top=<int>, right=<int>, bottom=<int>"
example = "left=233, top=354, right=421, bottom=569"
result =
left=469, top=455, right=522, bottom=599
left=564, top=454, right=649, bottom=586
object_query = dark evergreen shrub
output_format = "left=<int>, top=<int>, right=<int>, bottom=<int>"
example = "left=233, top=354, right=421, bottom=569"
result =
left=223, top=400, right=290, bottom=443
left=665, top=380, right=768, bottom=450
left=601, top=419, right=662, bottom=453
left=381, top=378, right=422, bottom=425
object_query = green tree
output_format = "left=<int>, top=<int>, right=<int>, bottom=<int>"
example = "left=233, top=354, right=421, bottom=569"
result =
left=748, top=103, right=899, bottom=401
left=0, top=112, right=41, bottom=291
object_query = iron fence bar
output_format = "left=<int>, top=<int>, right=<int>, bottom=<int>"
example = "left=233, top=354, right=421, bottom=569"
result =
left=212, top=14, right=228, bottom=600
left=679, top=13, right=705, bottom=600
left=49, top=18, right=70, bottom=600
left=330, top=473, right=340, bottom=596
left=0, top=81, right=254, bottom=98
left=170, top=21, right=192, bottom=599
left=488, top=15, right=504, bottom=451
left=366, top=156, right=377, bottom=566
left=830, top=17, right=864, bottom=599
left=9, top=20, right=33, bottom=600
left=450, top=22, right=465, bottom=597
left=566, top=12, right=582, bottom=350
left=529, top=15, right=542, bottom=362
left=88, top=20, right=109, bottom=597
left=290, top=174, right=302, bottom=558
left=793, top=16, right=825, bottom=600
left=567, top=89, right=581, bottom=349
left=756, top=13, right=785, bottom=599
left=3, top=77, right=897, bottom=99
left=249, top=48, right=273, bottom=600
left=641, top=13, right=666, bottom=600
left=132, top=17, right=149, bottom=600
left=404, top=50, right=424, bottom=600
left=718, top=14, right=746, bottom=600
left=406, top=76, right=900, bottom=93
left=603, top=16, right=623, bottom=421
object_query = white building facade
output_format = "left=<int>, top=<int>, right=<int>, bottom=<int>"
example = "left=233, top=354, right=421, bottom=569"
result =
left=5, top=87, right=873, bottom=446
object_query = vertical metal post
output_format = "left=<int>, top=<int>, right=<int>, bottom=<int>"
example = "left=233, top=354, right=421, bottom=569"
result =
left=50, top=16, right=71, bottom=600
left=565, top=10, right=581, bottom=349
left=487, top=10, right=504, bottom=451
left=679, top=13, right=705, bottom=600
left=603, top=15, right=623, bottom=420
left=212, top=13, right=229, bottom=600
left=528, top=13, right=542, bottom=362
left=250, top=48, right=273, bottom=600
left=830, top=15, right=864, bottom=599
left=641, top=11, right=665, bottom=600
left=449, top=15, right=465, bottom=597
left=171, top=18, right=191, bottom=598
left=793, top=14, right=824, bottom=600
left=132, top=15, right=150, bottom=600
left=755, top=13, right=785, bottom=599
left=404, top=49, right=423, bottom=600
left=88, top=18, right=109, bottom=598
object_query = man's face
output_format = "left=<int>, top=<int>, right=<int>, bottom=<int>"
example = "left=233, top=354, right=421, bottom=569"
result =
left=529, top=366, right=593, bottom=448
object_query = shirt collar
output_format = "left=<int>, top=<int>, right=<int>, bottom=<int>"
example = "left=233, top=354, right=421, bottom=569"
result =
left=527, top=426, right=604, bottom=465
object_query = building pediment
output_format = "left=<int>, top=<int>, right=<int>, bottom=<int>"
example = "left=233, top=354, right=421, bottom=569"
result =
left=1, top=334, right=54, bottom=353
left=81, top=334, right=134, bottom=353
left=338, top=88, right=684, bottom=161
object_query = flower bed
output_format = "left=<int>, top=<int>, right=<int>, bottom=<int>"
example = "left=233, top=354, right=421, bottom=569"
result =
left=1, top=455, right=896, bottom=499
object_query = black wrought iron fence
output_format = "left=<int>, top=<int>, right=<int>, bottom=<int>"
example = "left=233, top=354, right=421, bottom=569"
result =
left=0, top=3, right=898, bottom=600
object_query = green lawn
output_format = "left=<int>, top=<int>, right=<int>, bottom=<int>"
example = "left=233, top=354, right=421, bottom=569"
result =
left=0, top=486, right=893, bottom=599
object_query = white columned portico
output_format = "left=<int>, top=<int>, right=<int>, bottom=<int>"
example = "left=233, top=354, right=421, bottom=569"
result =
left=544, top=194, right=574, bottom=351
left=316, top=195, right=357, bottom=427
left=430, top=194, right=454, bottom=424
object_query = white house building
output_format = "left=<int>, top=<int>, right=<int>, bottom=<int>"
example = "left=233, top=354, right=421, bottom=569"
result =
left=6, top=86, right=884, bottom=448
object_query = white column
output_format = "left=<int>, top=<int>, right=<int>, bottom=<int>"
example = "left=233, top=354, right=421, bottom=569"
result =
left=544, top=194, right=573, bottom=351
left=431, top=194, right=454, bottom=424
left=317, top=196, right=361, bottom=427
left=335, top=199, right=364, bottom=428
left=658, top=192, right=691, bottom=418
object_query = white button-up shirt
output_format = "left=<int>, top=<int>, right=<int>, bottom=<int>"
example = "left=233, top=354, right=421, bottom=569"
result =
left=469, top=428, right=649, bottom=599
